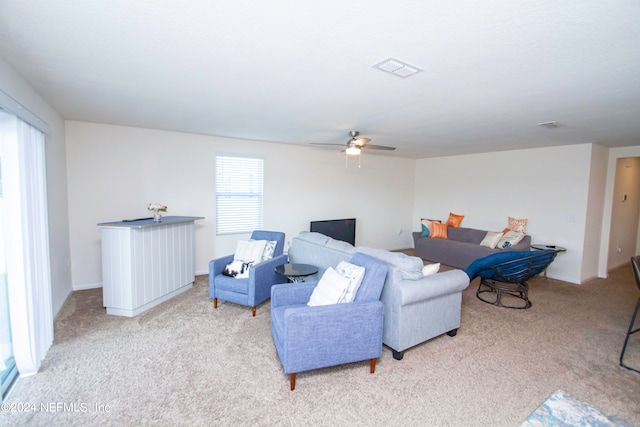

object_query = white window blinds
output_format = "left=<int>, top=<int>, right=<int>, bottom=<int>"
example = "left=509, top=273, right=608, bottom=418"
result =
left=215, top=155, right=264, bottom=235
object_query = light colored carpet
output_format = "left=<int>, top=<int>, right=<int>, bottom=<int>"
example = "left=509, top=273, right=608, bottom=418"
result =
left=2, top=263, right=640, bottom=426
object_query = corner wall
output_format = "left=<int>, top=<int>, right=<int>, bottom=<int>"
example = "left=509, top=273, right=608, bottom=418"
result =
left=581, top=144, right=608, bottom=281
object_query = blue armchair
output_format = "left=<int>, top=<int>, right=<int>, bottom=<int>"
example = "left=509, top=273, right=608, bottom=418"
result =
left=209, top=230, right=287, bottom=316
left=270, top=252, right=388, bottom=390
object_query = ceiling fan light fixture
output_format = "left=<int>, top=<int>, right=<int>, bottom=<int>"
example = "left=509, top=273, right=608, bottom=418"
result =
left=346, top=143, right=361, bottom=155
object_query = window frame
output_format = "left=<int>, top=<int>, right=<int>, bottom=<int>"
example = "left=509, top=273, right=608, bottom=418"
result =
left=215, top=153, right=264, bottom=235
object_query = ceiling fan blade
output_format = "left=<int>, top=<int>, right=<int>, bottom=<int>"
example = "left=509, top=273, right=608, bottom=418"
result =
left=309, top=142, right=348, bottom=147
left=362, top=144, right=396, bottom=151
left=353, top=137, right=371, bottom=145
left=311, top=132, right=395, bottom=152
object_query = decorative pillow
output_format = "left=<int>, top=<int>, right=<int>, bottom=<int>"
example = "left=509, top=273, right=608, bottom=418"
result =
left=480, top=231, right=504, bottom=249
left=260, top=240, right=277, bottom=262
left=508, top=217, right=528, bottom=234
left=431, top=222, right=448, bottom=239
left=335, top=261, right=366, bottom=303
left=446, top=212, right=465, bottom=228
left=422, top=263, right=440, bottom=276
left=496, top=231, right=525, bottom=249
left=307, top=267, right=351, bottom=307
left=420, top=218, right=436, bottom=237
left=234, top=239, right=267, bottom=264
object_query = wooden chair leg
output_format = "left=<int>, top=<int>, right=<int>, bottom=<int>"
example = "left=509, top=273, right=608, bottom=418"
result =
left=290, top=373, right=296, bottom=391
left=251, top=306, right=256, bottom=317
left=370, top=358, right=376, bottom=374
left=213, top=298, right=218, bottom=309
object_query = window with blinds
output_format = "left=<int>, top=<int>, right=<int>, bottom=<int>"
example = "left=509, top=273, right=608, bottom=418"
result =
left=215, top=155, right=264, bottom=235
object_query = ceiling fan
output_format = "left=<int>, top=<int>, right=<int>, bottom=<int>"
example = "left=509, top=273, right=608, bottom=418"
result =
left=310, top=131, right=396, bottom=155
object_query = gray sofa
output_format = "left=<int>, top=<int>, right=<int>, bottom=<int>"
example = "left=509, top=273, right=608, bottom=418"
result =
left=287, top=232, right=470, bottom=360
left=412, top=227, right=532, bottom=269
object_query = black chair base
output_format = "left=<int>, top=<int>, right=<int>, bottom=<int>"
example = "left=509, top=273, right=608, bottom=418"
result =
left=620, top=297, right=640, bottom=373
left=476, top=278, right=532, bottom=309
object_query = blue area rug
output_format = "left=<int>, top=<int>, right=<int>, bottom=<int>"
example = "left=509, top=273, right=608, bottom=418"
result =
left=520, top=389, right=633, bottom=427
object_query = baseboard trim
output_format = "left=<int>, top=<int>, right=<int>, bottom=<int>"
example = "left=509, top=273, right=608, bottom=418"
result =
left=73, top=282, right=102, bottom=291
left=72, top=274, right=208, bottom=291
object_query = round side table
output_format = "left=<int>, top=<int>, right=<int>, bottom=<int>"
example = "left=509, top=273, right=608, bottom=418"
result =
left=531, top=244, right=566, bottom=252
left=275, top=263, right=318, bottom=283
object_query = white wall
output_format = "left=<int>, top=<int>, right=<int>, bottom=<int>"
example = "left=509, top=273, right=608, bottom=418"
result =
left=413, top=144, right=597, bottom=284
left=65, top=121, right=416, bottom=289
left=0, top=58, right=72, bottom=316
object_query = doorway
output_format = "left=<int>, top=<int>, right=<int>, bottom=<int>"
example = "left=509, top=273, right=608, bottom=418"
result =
left=608, top=157, right=640, bottom=271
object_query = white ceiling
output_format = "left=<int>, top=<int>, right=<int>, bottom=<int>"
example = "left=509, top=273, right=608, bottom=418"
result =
left=1, top=1, right=639, bottom=158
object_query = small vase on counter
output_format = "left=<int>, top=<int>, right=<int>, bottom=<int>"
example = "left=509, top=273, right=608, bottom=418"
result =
left=148, top=203, right=167, bottom=222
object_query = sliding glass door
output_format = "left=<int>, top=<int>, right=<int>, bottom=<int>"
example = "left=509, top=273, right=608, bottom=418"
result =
left=0, top=100, right=52, bottom=397
left=0, top=111, right=17, bottom=399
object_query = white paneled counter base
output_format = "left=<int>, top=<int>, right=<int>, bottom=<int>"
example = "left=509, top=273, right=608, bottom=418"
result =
left=98, top=216, right=204, bottom=317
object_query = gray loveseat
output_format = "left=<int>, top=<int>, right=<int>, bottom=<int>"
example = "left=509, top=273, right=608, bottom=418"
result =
left=287, top=232, right=470, bottom=360
left=413, top=227, right=532, bottom=269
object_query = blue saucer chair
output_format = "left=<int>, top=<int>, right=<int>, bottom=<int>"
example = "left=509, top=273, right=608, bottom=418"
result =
left=465, top=249, right=558, bottom=309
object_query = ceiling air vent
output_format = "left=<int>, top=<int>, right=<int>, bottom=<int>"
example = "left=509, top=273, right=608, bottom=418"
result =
left=537, top=121, right=559, bottom=128
left=373, top=58, right=422, bottom=78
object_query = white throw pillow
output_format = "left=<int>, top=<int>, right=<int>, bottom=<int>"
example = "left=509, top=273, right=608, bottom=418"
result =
left=307, top=267, right=351, bottom=307
left=422, top=263, right=441, bottom=276
left=480, top=231, right=504, bottom=249
left=234, top=240, right=267, bottom=264
left=496, top=231, right=525, bottom=249
left=335, top=261, right=366, bottom=303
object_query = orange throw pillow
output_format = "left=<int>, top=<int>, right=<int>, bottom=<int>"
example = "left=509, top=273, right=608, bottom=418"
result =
left=446, top=212, right=464, bottom=228
left=431, top=222, right=448, bottom=239
left=508, top=217, right=528, bottom=234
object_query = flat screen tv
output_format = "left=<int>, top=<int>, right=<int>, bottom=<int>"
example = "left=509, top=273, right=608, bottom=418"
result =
left=310, top=218, right=356, bottom=246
